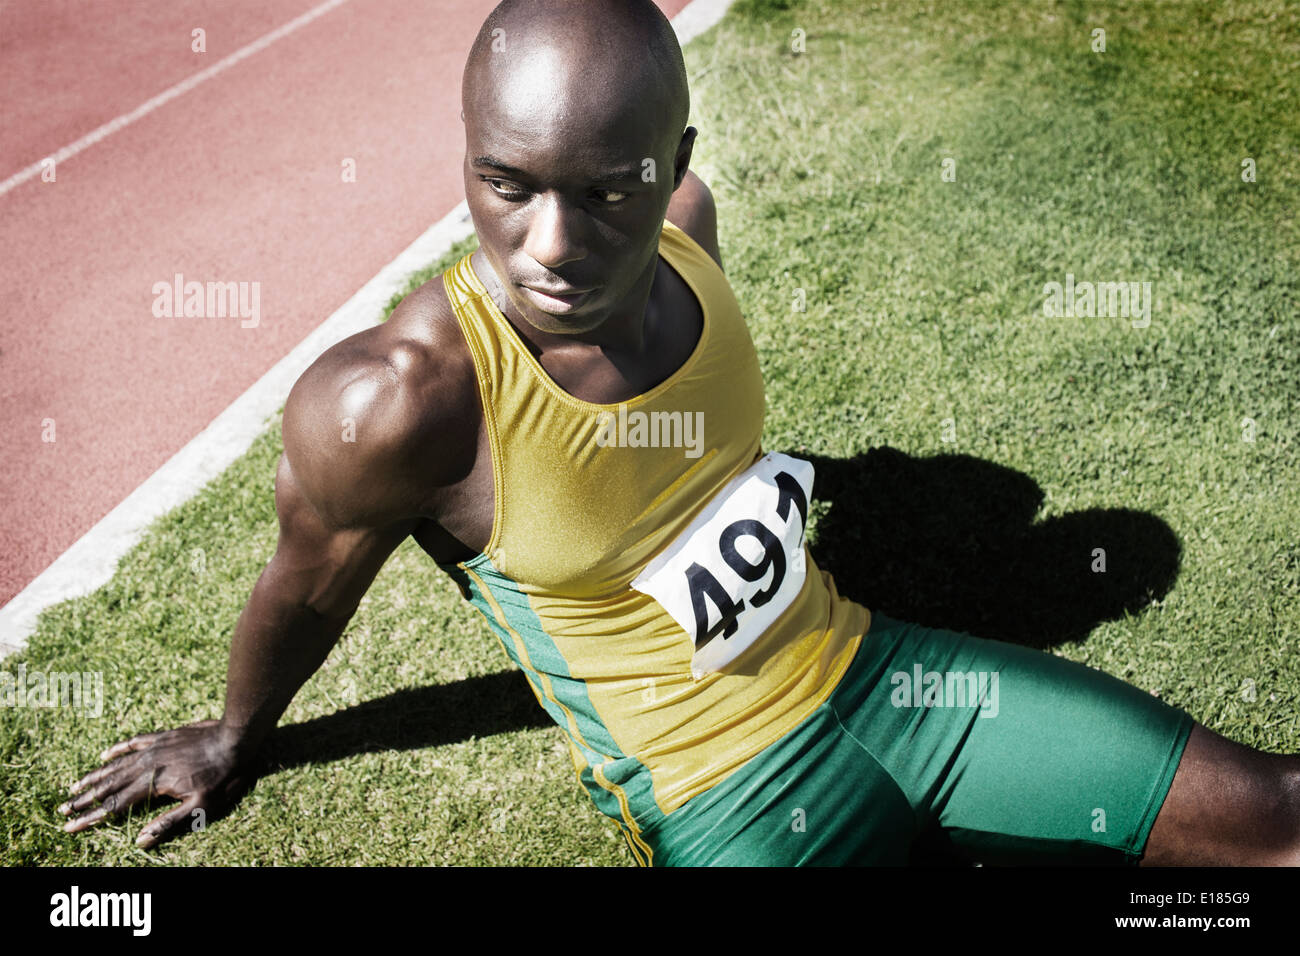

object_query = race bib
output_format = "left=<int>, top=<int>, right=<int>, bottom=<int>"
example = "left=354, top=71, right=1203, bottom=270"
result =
left=631, top=452, right=814, bottom=678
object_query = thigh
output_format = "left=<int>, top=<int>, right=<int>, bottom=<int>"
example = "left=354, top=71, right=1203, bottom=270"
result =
left=643, top=610, right=1196, bottom=866
left=1143, top=723, right=1300, bottom=865
left=640, top=702, right=918, bottom=866
left=832, top=611, right=1195, bottom=865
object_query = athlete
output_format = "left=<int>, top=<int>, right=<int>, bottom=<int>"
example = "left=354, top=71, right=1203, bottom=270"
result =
left=58, top=0, right=1299, bottom=864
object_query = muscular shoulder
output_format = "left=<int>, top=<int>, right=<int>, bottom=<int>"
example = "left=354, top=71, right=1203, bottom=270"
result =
left=666, top=169, right=723, bottom=271
left=282, top=278, right=478, bottom=530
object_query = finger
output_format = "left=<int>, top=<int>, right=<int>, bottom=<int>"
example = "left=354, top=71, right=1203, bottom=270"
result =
left=61, top=773, right=158, bottom=833
left=61, top=771, right=132, bottom=815
left=99, top=730, right=168, bottom=763
left=62, top=801, right=117, bottom=834
left=68, top=754, right=139, bottom=797
left=136, top=799, right=200, bottom=850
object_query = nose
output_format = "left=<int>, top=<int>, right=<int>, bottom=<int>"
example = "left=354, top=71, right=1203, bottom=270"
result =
left=522, top=192, right=587, bottom=271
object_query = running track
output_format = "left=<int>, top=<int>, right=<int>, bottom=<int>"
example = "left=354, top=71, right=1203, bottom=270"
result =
left=1, top=0, right=697, bottom=641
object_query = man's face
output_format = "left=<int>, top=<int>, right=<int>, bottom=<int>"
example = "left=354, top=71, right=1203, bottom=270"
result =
left=462, top=45, right=686, bottom=335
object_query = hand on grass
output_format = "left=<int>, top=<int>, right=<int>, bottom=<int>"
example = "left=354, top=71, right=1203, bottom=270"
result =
left=58, top=719, right=255, bottom=849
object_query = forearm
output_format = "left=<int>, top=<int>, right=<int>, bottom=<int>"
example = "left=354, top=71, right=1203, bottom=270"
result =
left=216, top=560, right=353, bottom=760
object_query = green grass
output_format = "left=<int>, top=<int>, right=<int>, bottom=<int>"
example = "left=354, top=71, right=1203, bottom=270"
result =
left=4, top=0, right=1298, bottom=865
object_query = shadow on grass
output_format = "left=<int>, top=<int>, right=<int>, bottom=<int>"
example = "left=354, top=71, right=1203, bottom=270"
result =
left=134, top=672, right=550, bottom=848
left=799, top=447, right=1181, bottom=651
left=264, top=670, right=551, bottom=772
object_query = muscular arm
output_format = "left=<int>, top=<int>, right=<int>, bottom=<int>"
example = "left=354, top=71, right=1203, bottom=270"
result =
left=221, top=304, right=480, bottom=747
left=61, top=291, right=468, bottom=847
left=216, top=451, right=416, bottom=763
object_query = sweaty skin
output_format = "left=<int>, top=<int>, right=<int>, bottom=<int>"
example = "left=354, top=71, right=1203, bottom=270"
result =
left=59, top=0, right=1300, bottom=863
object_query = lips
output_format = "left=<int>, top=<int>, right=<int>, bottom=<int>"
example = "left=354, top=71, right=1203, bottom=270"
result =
left=522, top=283, right=595, bottom=297
left=518, top=283, right=599, bottom=314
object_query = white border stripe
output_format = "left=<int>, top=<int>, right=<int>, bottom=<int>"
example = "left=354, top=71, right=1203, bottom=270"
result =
left=0, top=203, right=474, bottom=654
left=0, top=0, right=735, bottom=656
left=668, top=0, right=735, bottom=47
left=0, top=0, right=353, bottom=199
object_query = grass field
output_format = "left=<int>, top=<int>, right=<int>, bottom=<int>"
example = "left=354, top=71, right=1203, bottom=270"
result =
left=4, top=0, right=1298, bottom=866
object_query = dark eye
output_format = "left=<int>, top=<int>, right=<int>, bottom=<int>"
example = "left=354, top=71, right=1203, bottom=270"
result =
left=483, top=178, right=528, bottom=201
left=593, top=188, right=630, bottom=204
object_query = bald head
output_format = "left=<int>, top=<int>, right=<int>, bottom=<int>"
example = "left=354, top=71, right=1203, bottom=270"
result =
left=459, top=0, right=699, bottom=338
left=463, top=0, right=689, bottom=160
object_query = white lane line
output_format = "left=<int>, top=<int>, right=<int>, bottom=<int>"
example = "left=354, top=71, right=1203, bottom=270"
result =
left=0, top=0, right=736, bottom=656
left=0, top=0, right=353, bottom=199
left=0, top=202, right=475, bottom=655
left=669, top=0, right=736, bottom=46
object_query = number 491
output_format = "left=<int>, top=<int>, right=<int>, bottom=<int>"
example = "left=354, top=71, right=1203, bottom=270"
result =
left=683, top=471, right=808, bottom=649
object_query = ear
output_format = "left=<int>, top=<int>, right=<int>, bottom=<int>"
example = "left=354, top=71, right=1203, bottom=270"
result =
left=672, top=127, right=698, bottom=190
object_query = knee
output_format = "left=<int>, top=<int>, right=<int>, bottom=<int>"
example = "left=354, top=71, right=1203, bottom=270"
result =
left=1268, top=761, right=1300, bottom=864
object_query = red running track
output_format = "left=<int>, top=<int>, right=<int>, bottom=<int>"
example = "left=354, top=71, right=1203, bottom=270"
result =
left=0, top=0, right=691, bottom=609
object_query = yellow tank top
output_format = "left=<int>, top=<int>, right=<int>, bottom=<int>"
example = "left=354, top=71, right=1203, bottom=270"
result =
left=439, top=219, right=868, bottom=863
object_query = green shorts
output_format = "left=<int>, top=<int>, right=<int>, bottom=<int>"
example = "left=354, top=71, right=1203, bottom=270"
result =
left=640, top=610, right=1194, bottom=865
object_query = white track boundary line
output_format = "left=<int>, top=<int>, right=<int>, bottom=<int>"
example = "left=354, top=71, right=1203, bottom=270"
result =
left=0, top=0, right=735, bottom=657
left=0, top=202, right=474, bottom=654
left=668, top=0, right=734, bottom=50
left=0, top=0, right=353, bottom=199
